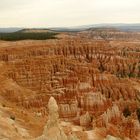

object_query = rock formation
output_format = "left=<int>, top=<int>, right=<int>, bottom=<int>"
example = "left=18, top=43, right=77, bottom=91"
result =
left=35, top=96, right=78, bottom=140
left=80, top=112, right=91, bottom=127
left=104, top=135, right=121, bottom=140
left=0, top=29, right=140, bottom=140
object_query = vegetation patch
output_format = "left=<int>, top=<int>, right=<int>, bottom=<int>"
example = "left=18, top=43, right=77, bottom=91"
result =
left=123, top=107, right=131, bottom=118
left=136, top=108, right=140, bottom=122
left=10, top=115, right=15, bottom=120
left=0, top=32, right=58, bottom=41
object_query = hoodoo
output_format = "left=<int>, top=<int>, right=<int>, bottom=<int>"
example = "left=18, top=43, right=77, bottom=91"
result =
left=35, top=96, right=78, bottom=140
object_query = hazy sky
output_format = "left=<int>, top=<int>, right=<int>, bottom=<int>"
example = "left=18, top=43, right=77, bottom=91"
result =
left=0, top=0, right=140, bottom=27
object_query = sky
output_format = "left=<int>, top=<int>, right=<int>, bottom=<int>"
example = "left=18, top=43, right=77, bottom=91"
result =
left=0, top=0, right=140, bottom=28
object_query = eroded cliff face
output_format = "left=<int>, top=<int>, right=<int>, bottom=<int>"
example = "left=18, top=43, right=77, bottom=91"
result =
left=0, top=30, right=140, bottom=140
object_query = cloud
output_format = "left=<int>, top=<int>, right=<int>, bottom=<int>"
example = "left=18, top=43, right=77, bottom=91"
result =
left=0, top=0, right=139, bottom=27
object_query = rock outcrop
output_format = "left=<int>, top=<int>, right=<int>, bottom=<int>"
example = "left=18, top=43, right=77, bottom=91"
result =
left=104, top=135, right=121, bottom=140
left=35, top=96, right=78, bottom=140
left=80, top=112, right=91, bottom=127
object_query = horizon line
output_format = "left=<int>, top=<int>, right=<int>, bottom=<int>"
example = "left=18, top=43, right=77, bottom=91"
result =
left=1, top=23, right=140, bottom=29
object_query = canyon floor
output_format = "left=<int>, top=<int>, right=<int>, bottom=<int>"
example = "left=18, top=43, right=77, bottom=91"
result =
left=0, top=28, right=140, bottom=140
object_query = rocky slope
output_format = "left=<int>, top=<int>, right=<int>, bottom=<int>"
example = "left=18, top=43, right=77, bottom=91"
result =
left=0, top=29, right=140, bottom=140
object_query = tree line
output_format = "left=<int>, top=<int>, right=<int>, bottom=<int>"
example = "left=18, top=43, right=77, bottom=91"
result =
left=0, top=32, right=58, bottom=41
